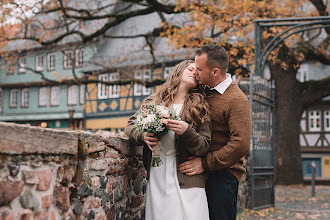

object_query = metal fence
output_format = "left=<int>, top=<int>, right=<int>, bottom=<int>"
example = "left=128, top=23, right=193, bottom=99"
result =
left=238, top=76, right=275, bottom=209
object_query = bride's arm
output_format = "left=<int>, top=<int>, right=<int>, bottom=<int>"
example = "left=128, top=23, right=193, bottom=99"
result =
left=175, top=119, right=212, bottom=156
left=124, top=112, right=146, bottom=146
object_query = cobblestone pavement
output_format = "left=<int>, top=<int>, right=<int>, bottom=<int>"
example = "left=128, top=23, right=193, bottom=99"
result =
left=238, top=185, right=330, bottom=220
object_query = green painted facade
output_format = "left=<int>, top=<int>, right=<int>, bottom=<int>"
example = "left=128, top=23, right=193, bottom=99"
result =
left=0, top=44, right=96, bottom=129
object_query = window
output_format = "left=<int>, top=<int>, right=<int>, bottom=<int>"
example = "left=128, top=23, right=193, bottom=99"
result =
left=10, top=89, right=18, bottom=107
left=134, top=69, right=151, bottom=96
left=134, top=71, right=143, bottom=96
left=164, top=66, right=174, bottom=79
left=98, top=74, right=109, bottom=99
left=302, top=158, right=321, bottom=177
left=308, top=110, right=321, bottom=131
left=63, top=50, right=74, bottom=69
left=55, top=121, right=61, bottom=128
left=68, top=85, right=78, bottom=105
left=109, top=72, right=120, bottom=98
left=47, top=52, right=56, bottom=70
left=298, top=65, right=309, bottom=82
left=76, top=48, right=84, bottom=67
left=50, top=86, right=60, bottom=106
left=39, top=87, right=49, bottom=106
left=21, top=88, right=29, bottom=107
left=35, top=54, right=44, bottom=71
left=80, top=85, right=85, bottom=105
left=324, top=110, right=330, bottom=131
left=18, top=56, right=27, bottom=73
left=143, top=70, right=151, bottom=95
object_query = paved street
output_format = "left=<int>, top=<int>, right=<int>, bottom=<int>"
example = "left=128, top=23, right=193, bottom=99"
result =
left=238, top=185, right=330, bottom=220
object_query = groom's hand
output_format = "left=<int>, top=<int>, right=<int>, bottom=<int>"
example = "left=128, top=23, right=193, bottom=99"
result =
left=179, top=156, right=204, bottom=176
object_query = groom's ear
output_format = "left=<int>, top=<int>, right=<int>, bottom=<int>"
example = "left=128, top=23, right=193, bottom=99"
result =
left=212, top=68, right=220, bottom=76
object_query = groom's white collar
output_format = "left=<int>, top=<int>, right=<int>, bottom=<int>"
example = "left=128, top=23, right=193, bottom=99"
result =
left=208, top=73, right=232, bottom=95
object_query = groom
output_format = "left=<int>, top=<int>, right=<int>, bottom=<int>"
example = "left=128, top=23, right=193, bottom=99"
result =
left=179, top=44, right=251, bottom=220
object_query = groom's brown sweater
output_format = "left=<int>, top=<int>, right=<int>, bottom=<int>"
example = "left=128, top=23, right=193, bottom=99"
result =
left=202, top=82, right=251, bottom=181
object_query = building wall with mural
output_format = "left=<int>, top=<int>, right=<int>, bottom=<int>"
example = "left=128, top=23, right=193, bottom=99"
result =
left=84, top=65, right=175, bottom=131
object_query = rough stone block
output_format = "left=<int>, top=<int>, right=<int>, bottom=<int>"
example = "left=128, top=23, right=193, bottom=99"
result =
left=84, top=199, right=101, bottom=209
left=23, top=169, right=53, bottom=191
left=0, top=207, right=14, bottom=220
left=37, top=169, right=53, bottom=191
left=33, top=211, right=48, bottom=220
left=22, top=170, right=39, bottom=185
left=0, top=122, right=78, bottom=155
left=78, top=131, right=107, bottom=154
left=20, top=191, right=40, bottom=211
left=96, top=213, right=107, bottom=220
left=42, top=194, right=52, bottom=209
left=17, top=212, right=31, bottom=220
left=0, top=178, right=24, bottom=206
left=85, top=158, right=108, bottom=171
left=53, top=183, right=70, bottom=212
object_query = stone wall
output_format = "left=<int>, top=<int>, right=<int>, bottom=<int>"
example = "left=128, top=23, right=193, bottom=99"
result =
left=0, top=122, right=147, bottom=220
left=0, top=122, right=250, bottom=220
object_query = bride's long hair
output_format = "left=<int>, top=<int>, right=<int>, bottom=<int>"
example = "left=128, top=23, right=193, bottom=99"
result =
left=142, top=60, right=210, bottom=129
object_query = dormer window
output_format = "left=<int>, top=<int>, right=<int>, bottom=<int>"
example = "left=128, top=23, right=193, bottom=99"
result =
left=63, top=50, right=74, bottom=69
left=35, top=54, right=44, bottom=71
left=47, top=52, right=56, bottom=70
left=18, top=56, right=26, bottom=73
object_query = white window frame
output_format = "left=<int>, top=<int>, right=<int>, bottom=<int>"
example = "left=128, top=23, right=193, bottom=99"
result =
left=134, top=71, right=143, bottom=96
left=10, top=89, right=18, bottom=108
left=324, top=110, right=330, bottom=132
left=298, top=65, right=309, bottom=82
left=55, top=120, right=61, bottom=128
left=68, top=85, right=78, bottom=105
left=164, top=66, right=174, bottom=79
left=80, top=85, right=85, bottom=105
left=47, top=52, right=56, bottom=70
left=75, top=48, right=84, bottom=67
left=35, top=54, right=44, bottom=71
left=50, top=86, right=60, bottom=106
left=98, top=74, right=109, bottom=99
left=21, top=88, right=29, bottom=107
left=143, top=70, right=151, bottom=95
left=134, top=69, right=151, bottom=96
left=308, top=110, right=321, bottom=131
left=39, top=87, right=49, bottom=106
left=109, top=72, right=120, bottom=98
left=63, top=50, right=74, bottom=69
left=18, top=56, right=27, bottom=73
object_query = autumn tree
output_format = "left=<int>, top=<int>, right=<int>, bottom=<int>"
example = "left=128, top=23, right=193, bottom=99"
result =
left=167, top=0, right=329, bottom=185
left=0, top=0, right=329, bottom=184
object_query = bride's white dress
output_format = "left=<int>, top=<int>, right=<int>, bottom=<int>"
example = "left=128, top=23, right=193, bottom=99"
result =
left=145, top=104, right=209, bottom=220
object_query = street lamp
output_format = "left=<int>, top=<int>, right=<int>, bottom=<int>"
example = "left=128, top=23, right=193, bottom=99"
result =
left=68, top=108, right=75, bottom=130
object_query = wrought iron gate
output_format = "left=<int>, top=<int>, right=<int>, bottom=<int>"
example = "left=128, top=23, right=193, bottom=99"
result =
left=248, top=16, right=329, bottom=210
left=248, top=77, right=275, bottom=209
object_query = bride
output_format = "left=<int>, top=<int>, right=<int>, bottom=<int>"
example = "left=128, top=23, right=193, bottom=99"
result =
left=125, top=60, right=211, bottom=220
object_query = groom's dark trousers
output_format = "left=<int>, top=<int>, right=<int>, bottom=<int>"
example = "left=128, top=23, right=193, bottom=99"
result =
left=206, top=170, right=239, bottom=220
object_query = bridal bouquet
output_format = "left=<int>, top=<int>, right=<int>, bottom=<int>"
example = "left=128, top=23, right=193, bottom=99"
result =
left=134, top=103, right=180, bottom=167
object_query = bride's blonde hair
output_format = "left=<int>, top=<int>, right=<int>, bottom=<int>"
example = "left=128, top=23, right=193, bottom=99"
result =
left=142, top=60, right=210, bottom=129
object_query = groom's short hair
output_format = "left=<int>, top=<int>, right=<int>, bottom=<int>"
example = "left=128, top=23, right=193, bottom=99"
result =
left=196, top=44, right=229, bottom=72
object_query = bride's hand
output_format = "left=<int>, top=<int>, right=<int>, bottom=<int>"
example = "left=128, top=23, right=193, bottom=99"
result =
left=165, top=119, right=188, bottom=135
left=143, top=133, right=157, bottom=151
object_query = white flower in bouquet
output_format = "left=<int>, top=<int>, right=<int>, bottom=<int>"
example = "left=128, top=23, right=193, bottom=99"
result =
left=134, top=103, right=180, bottom=166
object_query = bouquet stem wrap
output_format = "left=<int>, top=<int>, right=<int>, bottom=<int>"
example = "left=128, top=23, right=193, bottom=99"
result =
left=151, top=141, right=162, bottom=167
